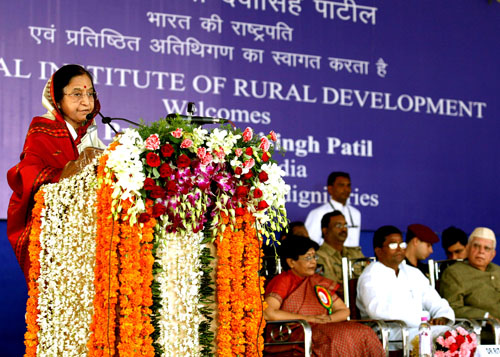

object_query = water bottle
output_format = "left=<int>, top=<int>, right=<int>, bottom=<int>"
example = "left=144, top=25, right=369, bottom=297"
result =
left=418, top=317, right=432, bottom=357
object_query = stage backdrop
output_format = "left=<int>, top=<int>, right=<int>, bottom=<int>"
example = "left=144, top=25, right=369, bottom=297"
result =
left=1, top=0, right=499, bottom=237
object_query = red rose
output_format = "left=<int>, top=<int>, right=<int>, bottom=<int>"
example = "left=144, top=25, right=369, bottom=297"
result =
left=245, top=147, right=253, bottom=156
left=152, top=203, right=167, bottom=218
left=146, top=152, right=161, bottom=167
left=138, top=212, right=151, bottom=223
left=234, top=166, right=243, bottom=175
left=466, top=335, right=473, bottom=343
left=166, top=180, right=177, bottom=195
left=455, top=335, right=465, bottom=346
left=177, top=154, right=191, bottom=168
left=235, top=207, right=246, bottom=216
left=161, top=143, right=174, bottom=157
left=444, top=331, right=452, bottom=339
left=144, top=177, right=156, bottom=190
left=258, top=171, right=268, bottom=182
left=242, top=172, right=253, bottom=180
left=262, top=152, right=270, bottom=162
left=150, top=186, right=166, bottom=199
left=235, top=185, right=249, bottom=198
left=159, top=163, right=173, bottom=178
left=253, top=188, right=263, bottom=199
left=257, top=200, right=269, bottom=211
left=449, top=343, right=458, bottom=353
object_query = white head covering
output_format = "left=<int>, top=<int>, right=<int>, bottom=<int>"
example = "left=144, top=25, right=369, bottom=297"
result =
left=468, top=227, right=496, bottom=248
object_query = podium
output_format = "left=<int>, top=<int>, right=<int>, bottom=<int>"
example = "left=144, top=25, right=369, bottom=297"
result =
left=24, top=121, right=288, bottom=356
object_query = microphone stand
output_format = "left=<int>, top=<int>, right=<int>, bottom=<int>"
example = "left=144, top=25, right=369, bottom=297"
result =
left=97, top=112, right=141, bottom=134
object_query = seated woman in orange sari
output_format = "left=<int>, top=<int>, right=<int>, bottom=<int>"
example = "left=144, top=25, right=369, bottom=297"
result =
left=264, top=235, right=385, bottom=356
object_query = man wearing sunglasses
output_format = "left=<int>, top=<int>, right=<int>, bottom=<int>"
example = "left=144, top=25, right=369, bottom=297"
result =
left=356, top=225, right=454, bottom=346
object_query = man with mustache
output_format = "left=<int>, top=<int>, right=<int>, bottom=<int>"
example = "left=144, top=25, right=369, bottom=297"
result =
left=356, top=225, right=454, bottom=347
left=316, top=210, right=364, bottom=287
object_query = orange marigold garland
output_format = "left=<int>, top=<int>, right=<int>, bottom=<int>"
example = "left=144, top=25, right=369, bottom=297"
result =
left=215, top=211, right=265, bottom=357
left=88, top=154, right=120, bottom=356
left=242, top=213, right=266, bottom=356
left=117, top=199, right=155, bottom=357
left=89, top=152, right=156, bottom=356
left=138, top=200, right=156, bottom=355
left=24, top=189, right=45, bottom=357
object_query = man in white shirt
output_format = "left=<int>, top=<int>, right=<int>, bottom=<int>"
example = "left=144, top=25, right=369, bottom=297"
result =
left=356, top=225, right=454, bottom=343
left=304, top=172, right=361, bottom=247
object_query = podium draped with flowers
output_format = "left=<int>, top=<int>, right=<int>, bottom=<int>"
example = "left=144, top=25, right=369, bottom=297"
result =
left=24, top=118, right=289, bottom=356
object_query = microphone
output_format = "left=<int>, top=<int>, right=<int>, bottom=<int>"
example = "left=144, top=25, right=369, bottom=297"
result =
left=166, top=113, right=229, bottom=124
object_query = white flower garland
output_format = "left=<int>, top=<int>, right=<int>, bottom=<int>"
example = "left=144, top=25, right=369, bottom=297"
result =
left=104, top=128, right=146, bottom=222
left=36, top=163, right=98, bottom=355
left=154, top=227, right=205, bottom=356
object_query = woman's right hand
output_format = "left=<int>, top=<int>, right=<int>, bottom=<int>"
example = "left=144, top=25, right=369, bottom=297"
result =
left=60, top=147, right=103, bottom=179
left=304, top=315, right=332, bottom=324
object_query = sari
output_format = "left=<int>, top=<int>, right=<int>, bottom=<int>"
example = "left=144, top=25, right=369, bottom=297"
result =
left=265, top=270, right=384, bottom=356
left=7, top=74, right=104, bottom=282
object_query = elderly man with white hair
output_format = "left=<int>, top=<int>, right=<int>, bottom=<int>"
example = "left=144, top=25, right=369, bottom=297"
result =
left=440, top=227, right=500, bottom=323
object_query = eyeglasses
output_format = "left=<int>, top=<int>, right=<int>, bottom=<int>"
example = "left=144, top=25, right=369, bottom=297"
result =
left=471, top=243, right=494, bottom=252
left=299, top=254, right=319, bottom=262
left=333, top=223, right=348, bottom=229
left=64, top=91, right=97, bottom=102
left=385, top=242, right=407, bottom=250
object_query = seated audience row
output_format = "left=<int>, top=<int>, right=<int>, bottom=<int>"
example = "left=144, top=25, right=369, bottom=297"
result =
left=264, top=217, right=498, bottom=354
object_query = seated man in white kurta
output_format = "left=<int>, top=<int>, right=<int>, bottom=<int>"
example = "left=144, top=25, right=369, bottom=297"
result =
left=356, top=225, right=454, bottom=345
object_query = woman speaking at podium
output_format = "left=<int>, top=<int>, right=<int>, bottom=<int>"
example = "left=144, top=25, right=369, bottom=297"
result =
left=6, top=64, right=106, bottom=283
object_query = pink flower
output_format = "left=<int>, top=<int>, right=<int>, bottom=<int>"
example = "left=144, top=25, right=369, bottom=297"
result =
left=180, top=138, right=193, bottom=148
left=171, top=128, right=183, bottom=138
left=215, top=147, right=225, bottom=160
left=243, top=158, right=255, bottom=169
left=235, top=148, right=243, bottom=157
left=259, top=136, right=270, bottom=152
left=145, top=134, right=160, bottom=150
left=242, top=127, right=253, bottom=142
left=456, top=327, right=468, bottom=336
left=201, top=153, right=213, bottom=166
left=269, top=130, right=277, bottom=141
left=197, top=147, right=207, bottom=159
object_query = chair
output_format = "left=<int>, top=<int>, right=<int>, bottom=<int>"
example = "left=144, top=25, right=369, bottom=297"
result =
left=427, top=258, right=463, bottom=290
left=342, top=257, right=411, bottom=357
left=428, top=259, right=500, bottom=345
left=262, top=255, right=313, bottom=357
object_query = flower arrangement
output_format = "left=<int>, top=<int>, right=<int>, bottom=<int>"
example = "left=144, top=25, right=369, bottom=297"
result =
left=24, top=117, right=288, bottom=356
left=435, top=327, right=477, bottom=357
left=135, top=116, right=289, bottom=244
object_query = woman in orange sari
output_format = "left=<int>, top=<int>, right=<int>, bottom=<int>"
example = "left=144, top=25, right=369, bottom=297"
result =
left=264, top=235, right=385, bottom=356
